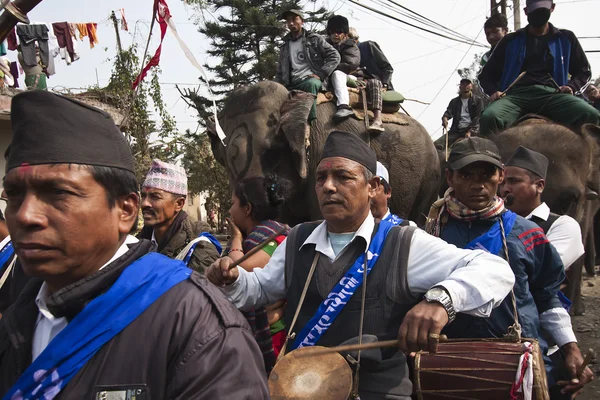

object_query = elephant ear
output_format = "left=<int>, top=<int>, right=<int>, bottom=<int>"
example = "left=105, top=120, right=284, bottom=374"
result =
left=278, top=90, right=315, bottom=180
left=205, top=116, right=226, bottom=167
left=583, top=123, right=600, bottom=147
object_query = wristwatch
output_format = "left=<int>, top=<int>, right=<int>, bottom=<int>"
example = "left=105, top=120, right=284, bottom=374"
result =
left=424, top=286, right=456, bottom=323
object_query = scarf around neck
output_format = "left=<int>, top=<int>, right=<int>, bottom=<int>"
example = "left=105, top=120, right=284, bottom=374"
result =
left=426, top=188, right=505, bottom=236
left=140, top=211, right=189, bottom=253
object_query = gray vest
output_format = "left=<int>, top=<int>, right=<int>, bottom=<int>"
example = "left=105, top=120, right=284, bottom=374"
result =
left=283, top=221, right=418, bottom=399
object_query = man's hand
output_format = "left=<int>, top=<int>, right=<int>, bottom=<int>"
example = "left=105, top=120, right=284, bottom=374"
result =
left=465, top=130, right=472, bottom=138
left=559, top=86, right=574, bottom=95
left=398, top=300, right=449, bottom=354
left=308, top=74, right=321, bottom=81
left=557, top=343, right=594, bottom=398
left=205, top=257, right=240, bottom=287
left=442, top=117, right=448, bottom=129
left=490, top=91, right=504, bottom=102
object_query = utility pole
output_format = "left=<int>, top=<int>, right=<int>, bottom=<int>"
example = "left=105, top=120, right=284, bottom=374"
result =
left=513, top=0, right=521, bottom=30
left=490, top=0, right=508, bottom=17
left=501, top=0, right=507, bottom=17
left=490, top=0, right=499, bottom=16
left=110, top=10, right=123, bottom=54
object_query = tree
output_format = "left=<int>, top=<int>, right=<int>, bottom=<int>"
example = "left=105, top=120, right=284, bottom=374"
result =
left=88, top=45, right=179, bottom=182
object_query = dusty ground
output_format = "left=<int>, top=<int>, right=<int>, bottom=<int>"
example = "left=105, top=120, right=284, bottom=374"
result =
left=572, top=273, right=600, bottom=400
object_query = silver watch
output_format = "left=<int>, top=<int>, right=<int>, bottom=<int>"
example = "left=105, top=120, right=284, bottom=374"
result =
left=424, top=287, right=456, bottom=323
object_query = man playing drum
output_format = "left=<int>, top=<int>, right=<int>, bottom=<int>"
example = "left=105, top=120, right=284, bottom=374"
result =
left=206, top=131, right=515, bottom=399
left=426, top=137, right=593, bottom=399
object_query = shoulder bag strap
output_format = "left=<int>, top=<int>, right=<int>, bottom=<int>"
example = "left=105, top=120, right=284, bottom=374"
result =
left=277, top=252, right=320, bottom=362
left=499, top=217, right=522, bottom=342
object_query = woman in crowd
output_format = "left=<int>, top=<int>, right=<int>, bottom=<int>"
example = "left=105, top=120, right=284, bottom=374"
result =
left=225, top=173, right=290, bottom=374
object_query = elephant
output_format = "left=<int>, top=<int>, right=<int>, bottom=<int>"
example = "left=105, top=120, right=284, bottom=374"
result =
left=206, top=80, right=440, bottom=226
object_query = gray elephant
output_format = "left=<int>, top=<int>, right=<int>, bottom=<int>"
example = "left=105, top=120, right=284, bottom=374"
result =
left=206, top=80, right=440, bottom=226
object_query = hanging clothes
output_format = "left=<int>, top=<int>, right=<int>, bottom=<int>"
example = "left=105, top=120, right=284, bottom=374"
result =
left=0, top=42, right=6, bottom=56
left=16, top=24, right=50, bottom=68
left=6, top=27, right=17, bottom=51
left=53, top=22, right=75, bottom=62
left=0, top=57, right=13, bottom=87
left=86, top=22, right=98, bottom=49
left=76, top=23, right=88, bottom=40
left=18, top=50, right=47, bottom=90
left=120, top=8, right=128, bottom=31
left=10, top=61, right=19, bottom=88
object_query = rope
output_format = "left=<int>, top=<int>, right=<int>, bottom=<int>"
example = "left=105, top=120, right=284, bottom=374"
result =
left=499, top=217, right=522, bottom=342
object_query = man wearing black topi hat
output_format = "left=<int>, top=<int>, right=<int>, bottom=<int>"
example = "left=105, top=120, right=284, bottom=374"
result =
left=277, top=9, right=340, bottom=122
left=325, top=15, right=360, bottom=121
left=0, top=91, right=268, bottom=399
left=426, top=137, right=593, bottom=399
left=207, top=131, right=514, bottom=398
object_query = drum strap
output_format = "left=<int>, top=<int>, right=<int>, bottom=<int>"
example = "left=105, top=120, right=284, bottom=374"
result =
left=350, top=254, right=369, bottom=399
left=499, top=217, right=523, bottom=342
left=277, top=252, right=321, bottom=362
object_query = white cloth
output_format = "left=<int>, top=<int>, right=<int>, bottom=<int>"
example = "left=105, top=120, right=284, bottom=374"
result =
left=458, top=98, right=471, bottom=129
left=540, top=307, right=577, bottom=347
left=222, top=213, right=515, bottom=315
left=526, top=202, right=584, bottom=270
left=331, top=70, right=350, bottom=106
left=32, top=235, right=139, bottom=361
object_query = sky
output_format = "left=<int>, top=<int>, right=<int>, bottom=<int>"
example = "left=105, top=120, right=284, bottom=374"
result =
left=13, top=0, right=600, bottom=141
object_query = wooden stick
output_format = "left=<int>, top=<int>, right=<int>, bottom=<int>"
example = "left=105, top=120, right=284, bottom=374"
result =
left=500, top=71, right=527, bottom=98
left=444, top=126, right=449, bottom=162
left=227, top=227, right=287, bottom=270
left=300, top=335, right=449, bottom=357
left=577, top=348, right=595, bottom=376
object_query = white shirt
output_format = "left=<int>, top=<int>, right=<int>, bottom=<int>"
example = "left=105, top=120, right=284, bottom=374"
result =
left=525, top=203, right=581, bottom=347
left=32, top=235, right=139, bottom=361
left=526, top=202, right=585, bottom=270
left=222, top=213, right=515, bottom=317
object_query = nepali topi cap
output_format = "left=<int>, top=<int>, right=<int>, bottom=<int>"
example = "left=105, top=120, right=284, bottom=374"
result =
left=505, top=146, right=548, bottom=180
left=320, top=131, right=377, bottom=175
left=448, top=137, right=503, bottom=170
left=376, top=161, right=390, bottom=183
left=142, top=159, right=188, bottom=196
left=7, top=90, right=134, bottom=173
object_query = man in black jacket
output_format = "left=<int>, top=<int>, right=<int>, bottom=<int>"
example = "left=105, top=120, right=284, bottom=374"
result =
left=437, top=79, right=485, bottom=148
left=0, top=91, right=268, bottom=399
left=478, top=0, right=600, bottom=136
left=326, top=15, right=359, bottom=121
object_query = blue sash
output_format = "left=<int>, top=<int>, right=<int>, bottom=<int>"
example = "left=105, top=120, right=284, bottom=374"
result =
left=384, top=213, right=404, bottom=226
left=464, top=211, right=518, bottom=255
left=4, top=253, right=191, bottom=400
left=291, top=220, right=394, bottom=350
left=183, top=232, right=223, bottom=265
left=0, top=240, right=14, bottom=275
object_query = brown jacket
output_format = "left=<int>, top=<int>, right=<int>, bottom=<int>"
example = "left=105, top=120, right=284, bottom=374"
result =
left=0, top=240, right=269, bottom=399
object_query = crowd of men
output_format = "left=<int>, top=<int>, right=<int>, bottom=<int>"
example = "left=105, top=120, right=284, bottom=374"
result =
left=0, top=0, right=599, bottom=399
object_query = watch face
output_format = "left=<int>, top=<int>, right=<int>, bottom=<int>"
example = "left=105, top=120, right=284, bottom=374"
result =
left=428, top=287, right=446, bottom=299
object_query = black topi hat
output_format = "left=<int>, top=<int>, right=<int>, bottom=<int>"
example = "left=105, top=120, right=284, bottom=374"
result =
left=320, top=131, right=377, bottom=174
left=505, top=146, right=548, bottom=180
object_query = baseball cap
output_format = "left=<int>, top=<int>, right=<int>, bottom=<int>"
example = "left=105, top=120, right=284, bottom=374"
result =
left=376, top=161, right=390, bottom=183
left=526, top=0, right=553, bottom=12
left=460, top=78, right=472, bottom=85
left=279, top=9, right=304, bottom=20
left=448, top=137, right=503, bottom=170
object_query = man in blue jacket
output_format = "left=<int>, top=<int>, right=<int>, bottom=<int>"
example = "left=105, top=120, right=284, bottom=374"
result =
left=426, top=137, right=591, bottom=398
left=478, top=0, right=600, bottom=136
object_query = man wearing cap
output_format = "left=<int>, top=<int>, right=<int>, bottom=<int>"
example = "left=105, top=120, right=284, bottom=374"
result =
left=500, top=146, right=592, bottom=399
left=276, top=9, right=341, bottom=122
left=479, top=0, right=600, bottom=136
left=371, top=161, right=405, bottom=226
left=426, top=137, right=591, bottom=398
left=326, top=15, right=360, bottom=121
left=138, top=160, right=220, bottom=274
left=206, top=131, right=514, bottom=399
left=438, top=78, right=485, bottom=149
left=0, top=91, right=269, bottom=399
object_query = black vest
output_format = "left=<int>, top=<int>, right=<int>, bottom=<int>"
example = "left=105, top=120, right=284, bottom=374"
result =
left=530, top=212, right=560, bottom=234
left=283, top=222, right=418, bottom=399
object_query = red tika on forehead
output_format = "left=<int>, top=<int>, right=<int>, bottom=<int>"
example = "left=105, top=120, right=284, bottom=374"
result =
left=321, top=161, right=333, bottom=169
left=17, top=163, right=31, bottom=178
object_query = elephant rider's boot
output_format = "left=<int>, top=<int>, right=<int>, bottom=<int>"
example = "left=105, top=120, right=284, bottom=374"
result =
left=334, top=104, right=354, bottom=121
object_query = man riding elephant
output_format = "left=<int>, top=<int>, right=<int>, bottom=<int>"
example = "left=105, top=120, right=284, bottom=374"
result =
left=276, top=9, right=340, bottom=122
left=478, top=0, right=600, bottom=136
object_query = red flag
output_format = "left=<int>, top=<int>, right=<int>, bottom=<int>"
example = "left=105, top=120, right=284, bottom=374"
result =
left=132, top=0, right=171, bottom=90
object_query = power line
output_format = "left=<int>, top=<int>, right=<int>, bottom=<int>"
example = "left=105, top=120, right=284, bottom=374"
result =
left=347, top=0, right=488, bottom=48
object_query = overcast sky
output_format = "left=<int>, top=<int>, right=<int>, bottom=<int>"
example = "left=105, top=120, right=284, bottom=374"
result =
left=14, top=0, right=600, bottom=141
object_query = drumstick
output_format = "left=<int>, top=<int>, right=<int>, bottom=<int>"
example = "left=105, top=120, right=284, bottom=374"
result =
left=577, top=348, right=595, bottom=376
left=300, top=335, right=449, bottom=357
left=227, top=227, right=287, bottom=270
left=500, top=71, right=527, bottom=98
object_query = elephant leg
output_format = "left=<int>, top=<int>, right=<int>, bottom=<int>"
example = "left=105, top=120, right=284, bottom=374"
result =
left=584, top=225, right=596, bottom=276
left=564, top=255, right=585, bottom=316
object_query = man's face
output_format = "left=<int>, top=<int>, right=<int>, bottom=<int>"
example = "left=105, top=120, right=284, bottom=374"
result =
left=500, top=166, right=543, bottom=216
left=3, top=164, right=137, bottom=288
left=446, top=161, right=504, bottom=211
left=140, top=187, right=184, bottom=227
left=370, top=179, right=391, bottom=219
left=459, top=83, right=473, bottom=95
left=586, top=85, right=600, bottom=101
left=315, top=157, right=376, bottom=231
left=286, top=15, right=303, bottom=33
left=329, top=30, right=347, bottom=44
left=485, top=27, right=507, bottom=47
